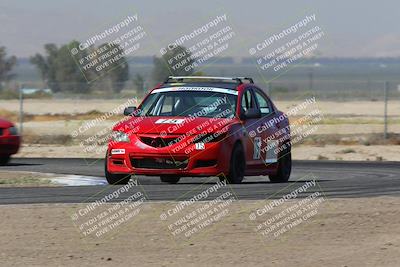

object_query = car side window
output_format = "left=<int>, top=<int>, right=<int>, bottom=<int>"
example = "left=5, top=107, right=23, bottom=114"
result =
left=241, top=89, right=255, bottom=112
left=254, top=90, right=271, bottom=116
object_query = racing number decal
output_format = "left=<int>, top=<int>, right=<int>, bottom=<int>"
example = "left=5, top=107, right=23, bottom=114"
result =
left=253, top=137, right=262, bottom=159
left=253, top=138, right=278, bottom=163
left=265, top=140, right=278, bottom=163
left=155, top=119, right=185, bottom=124
left=195, top=143, right=205, bottom=150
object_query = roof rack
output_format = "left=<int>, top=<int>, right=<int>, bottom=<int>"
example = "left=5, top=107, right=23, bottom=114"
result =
left=165, top=76, right=254, bottom=84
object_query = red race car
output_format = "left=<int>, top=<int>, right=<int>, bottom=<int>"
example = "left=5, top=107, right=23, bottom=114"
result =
left=105, top=76, right=291, bottom=184
left=0, top=118, right=21, bottom=165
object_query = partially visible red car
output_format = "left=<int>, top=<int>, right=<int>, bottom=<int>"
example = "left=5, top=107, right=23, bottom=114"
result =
left=0, top=118, right=20, bottom=165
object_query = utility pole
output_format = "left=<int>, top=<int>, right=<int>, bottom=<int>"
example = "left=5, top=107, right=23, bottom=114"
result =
left=19, top=84, right=23, bottom=136
left=383, top=81, right=388, bottom=140
left=308, top=69, right=313, bottom=91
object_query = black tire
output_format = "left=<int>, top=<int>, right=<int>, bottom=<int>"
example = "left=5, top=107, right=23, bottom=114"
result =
left=0, top=156, right=10, bottom=166
left=160, top=175, right=181, bottom=184
left=226, top=144, right=245, bottom=184
left=269, top=148, right=292, bottom=183
left=104, top=156, right=131, bottom=185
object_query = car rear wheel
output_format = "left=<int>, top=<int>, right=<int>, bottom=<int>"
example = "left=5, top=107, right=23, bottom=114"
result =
left=160, top=175, right=181, bottom=184
left=0, top=156, right=10, bottom=166
left=269, top=148, right=291, bottom=183
left=226, top=144, right=245, bottom=184
left=104, top=156, right=131, bottom=185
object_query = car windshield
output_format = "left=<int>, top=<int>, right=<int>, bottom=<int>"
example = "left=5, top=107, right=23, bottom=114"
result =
left=138, top=90, right=237, bottom=118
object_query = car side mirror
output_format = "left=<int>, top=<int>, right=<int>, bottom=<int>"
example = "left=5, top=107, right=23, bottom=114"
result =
left=123, top=106, right=137, bottom=116
left=241, top=108, right=261, bottom=120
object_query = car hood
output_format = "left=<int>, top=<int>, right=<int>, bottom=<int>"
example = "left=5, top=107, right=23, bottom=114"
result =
left=114, top=116, right=237, bottom=135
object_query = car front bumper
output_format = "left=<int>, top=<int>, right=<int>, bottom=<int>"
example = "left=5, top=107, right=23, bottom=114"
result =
left=106, top=140, right=231, bottom=177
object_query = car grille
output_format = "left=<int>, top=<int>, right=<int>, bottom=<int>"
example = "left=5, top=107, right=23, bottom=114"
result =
left=130, top=157, right=188, bottom=169
left=194, top=160, right=217, bottom=168
left=139, top=135, right=184, bottom=148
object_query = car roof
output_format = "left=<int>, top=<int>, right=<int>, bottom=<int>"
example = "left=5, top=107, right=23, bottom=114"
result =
left=160, top=81, right=241, bottom=90
left=160, top=76, right=254, bottom=91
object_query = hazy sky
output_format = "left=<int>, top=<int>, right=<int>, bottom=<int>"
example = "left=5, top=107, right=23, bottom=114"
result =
left=1, top=0, right=400, bottom=58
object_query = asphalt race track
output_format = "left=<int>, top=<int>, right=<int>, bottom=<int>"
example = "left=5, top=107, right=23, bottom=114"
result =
left=0, top=158, right=399, bottom=204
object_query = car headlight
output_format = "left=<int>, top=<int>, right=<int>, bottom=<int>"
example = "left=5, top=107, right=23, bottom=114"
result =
left=8, top=126, right=18, bottom=136
left=111, top=131, right=130, bottom=143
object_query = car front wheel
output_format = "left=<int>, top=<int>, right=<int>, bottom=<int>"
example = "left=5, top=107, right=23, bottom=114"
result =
left=269, top=148, right=291, bottom=183
left=226, top=144, right=245, bottom=184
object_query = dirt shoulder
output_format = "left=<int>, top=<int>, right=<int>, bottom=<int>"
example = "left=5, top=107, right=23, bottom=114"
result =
left=0, top=197, right=399, bottom=267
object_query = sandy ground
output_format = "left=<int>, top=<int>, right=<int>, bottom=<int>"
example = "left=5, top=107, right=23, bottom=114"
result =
left=14, top=144, right=400, bottom=161
left=0, top=197, right=399, bottom=266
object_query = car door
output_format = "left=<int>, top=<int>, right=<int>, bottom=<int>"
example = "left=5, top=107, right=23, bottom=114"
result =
left=252, top=88, right=280, bottom=168
left=239, top=87, right=264, bottom=168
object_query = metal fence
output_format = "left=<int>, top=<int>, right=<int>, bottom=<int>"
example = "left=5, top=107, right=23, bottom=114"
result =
left=4, top=79, right=400, bottom=100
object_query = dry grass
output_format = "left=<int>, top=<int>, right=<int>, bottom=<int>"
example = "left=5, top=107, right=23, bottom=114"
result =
left=298, top=133, right=400, bottom=146
left=0, top=109, right=17, bottom=121
left=0, top=109, right=122, bottom=123
left=0, top=171, right=53, bottom=187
